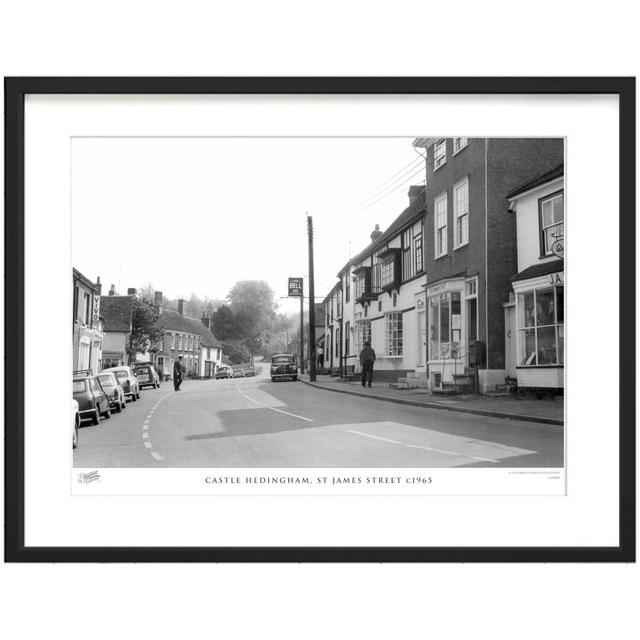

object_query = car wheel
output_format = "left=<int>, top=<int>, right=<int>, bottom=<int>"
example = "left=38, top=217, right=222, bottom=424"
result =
left=271, top=377, right=276, bottom=382
left=73, top=421, right=79, bottom=449
left=92, top=409, right=100, bottom=425
left=292, top=376, right=298, bottom=382
left=115, top=400, right=122, bottom=413
left=103, top=406, right=111, bottom=419
left=136, top=390, right=141, bottom=399
left=131, top=393, right=136, bottom=402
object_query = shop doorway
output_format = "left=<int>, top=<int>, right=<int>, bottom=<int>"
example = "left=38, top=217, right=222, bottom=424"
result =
left=504, top=304, right=517, bottom=378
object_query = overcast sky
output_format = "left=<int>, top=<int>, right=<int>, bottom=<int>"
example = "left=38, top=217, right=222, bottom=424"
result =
left=72, top=137, right=424, bottom=315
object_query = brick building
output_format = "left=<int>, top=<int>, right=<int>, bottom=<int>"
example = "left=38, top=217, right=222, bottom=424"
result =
left=412, top=137, right=564, bottom=392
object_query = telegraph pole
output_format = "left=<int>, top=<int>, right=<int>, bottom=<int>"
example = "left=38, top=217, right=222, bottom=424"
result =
left=307, top=214, right=317, bottom=382
left=299, top=281, right=305, bottom=374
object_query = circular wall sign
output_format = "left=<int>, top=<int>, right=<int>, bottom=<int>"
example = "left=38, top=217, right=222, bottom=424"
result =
left=551, top=239, right=565, bottom=259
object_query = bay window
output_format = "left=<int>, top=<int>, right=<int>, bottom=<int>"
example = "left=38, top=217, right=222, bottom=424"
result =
left=429, top=291, right=462, bottom=360
left=517, top=286, right=564, bottom=366
left=380, top=259, right=394, bottom=287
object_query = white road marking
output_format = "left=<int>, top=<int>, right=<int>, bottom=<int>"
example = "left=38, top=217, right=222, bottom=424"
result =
left=237, top=387, right=314, bottom=422
left=143, top=423, right=149, bottom=431
left=142, top=432, right=149, bottom=439
left=150, top=452, right=163, bottom=461
left=144, top=442, right=152, bottom=449
left=269, top=407, right=314, bottom=422
left=347, top=429, right=498, bottom=463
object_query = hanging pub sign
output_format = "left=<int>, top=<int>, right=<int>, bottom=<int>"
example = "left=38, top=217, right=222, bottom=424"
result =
left=551, top=238, right=565, bottom=259
left=288, top=277, right=303, bottom=297
left=92, top=295, right=101, bottom=324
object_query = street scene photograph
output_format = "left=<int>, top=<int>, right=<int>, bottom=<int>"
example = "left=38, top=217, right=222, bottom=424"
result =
left=72, top=136, right=565, bottom=470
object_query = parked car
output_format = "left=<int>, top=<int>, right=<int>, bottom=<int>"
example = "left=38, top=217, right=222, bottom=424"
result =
left=232, top=367, right=246, bottom=378
left=97, top=371, right=126, bottom=413
left=106, top=365, right=140, bottom=401
left=73, top=371, right=111, bottom=424
left=72, top=399, right=80, bottom=448
left=270, top=354, right=298, bottom=382
left=244, top=366, right=256, bottom=377
left=133, top=363, right=161, bottom=389
left=214, top=365, right=233, bottom=380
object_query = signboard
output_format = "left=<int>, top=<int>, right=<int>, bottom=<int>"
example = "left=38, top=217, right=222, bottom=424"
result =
left=288, top=277, right=303, bottom=297
left=92, top=295, right=101, bottom=325
left=551, top=238, right=564, bottom=259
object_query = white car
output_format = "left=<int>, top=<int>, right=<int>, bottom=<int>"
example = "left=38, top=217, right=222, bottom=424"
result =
left=72, top=399, right=80, bottom=449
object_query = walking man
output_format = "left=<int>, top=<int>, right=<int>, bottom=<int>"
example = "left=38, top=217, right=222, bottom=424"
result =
left=173, top=355, right=184, bottom=391
left=359, top=341, right=376, bottom=388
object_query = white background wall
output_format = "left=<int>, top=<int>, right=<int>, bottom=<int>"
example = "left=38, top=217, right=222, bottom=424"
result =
left=1, top=3, right=637, bottom=640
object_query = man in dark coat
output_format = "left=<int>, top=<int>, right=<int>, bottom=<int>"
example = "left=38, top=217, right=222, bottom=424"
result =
left=173, top=355, right=184, bottom=391
left=359, top=341, right=376, bottom=388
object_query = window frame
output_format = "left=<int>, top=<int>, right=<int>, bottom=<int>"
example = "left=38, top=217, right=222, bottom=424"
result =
left=538, top=190, right=564, bottom=257
left=433, top=139, right=446, bottom=171
left=434, top=192, right=448, bottom=258
left=453, top=177, right=469, bottom=249
left=384, top=311, right=403, bottom=357
left=452, top=137, right=468, bottom=155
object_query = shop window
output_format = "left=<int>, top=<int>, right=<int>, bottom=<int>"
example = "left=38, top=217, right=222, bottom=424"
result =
left=434, top=193, right=448, bottom=258
left=429, top=291, right=462, bottom=360
left=517, top=286, right=564, bottom=366
left=539, top=192, right=564, bottom=256
left=385, top=312, right=403, bottom=356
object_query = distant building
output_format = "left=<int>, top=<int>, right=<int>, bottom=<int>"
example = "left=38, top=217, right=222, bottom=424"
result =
left=153, top=296, right=223, bottom=378
left=505, top=163, right=564, bottom=392
left=72, top=269, right=104, bottom=373
left=100, top=285, right=134, bottom=368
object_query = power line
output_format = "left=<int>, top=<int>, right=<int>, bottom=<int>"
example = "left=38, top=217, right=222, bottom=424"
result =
left=355, top=166, right=426, bottom=212
left=356, top=154, right=424, bottom=204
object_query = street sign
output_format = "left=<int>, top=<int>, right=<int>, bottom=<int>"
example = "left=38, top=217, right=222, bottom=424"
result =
left=288, top=277, right=303, bottom=297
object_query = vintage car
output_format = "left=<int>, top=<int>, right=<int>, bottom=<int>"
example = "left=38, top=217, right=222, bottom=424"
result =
left=133, top=363, right=161, bottom=389
left=270, top=353, right=298, bottom=382
left=72, top=398, right=80, bottom=449
left=73, top=371, right=111, bottom=425
left=232, top=366, right=246, bottom=378
left=97, top=371, right=126, bottom=412
left=214, top=365, right=233, bottom=380
left=106, top=365, right=140, bottom=401
left=243, top=366, right=256, bottom=377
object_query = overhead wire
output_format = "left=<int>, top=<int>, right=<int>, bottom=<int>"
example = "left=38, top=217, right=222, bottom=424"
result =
left=356, top=154, right=425, bottom=204
left=355, top=165, right=426, bottom=212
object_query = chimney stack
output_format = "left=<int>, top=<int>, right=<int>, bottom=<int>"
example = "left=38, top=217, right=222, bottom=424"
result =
left=370, top=224, right=383, bottom=243
left=109, top=284, right=116, bottom=296
left=178, top=299, right=185, bottom=315
left=154, top=291, right=163, bottom=307
left=95, top=276, right=102, bottom=296
left=201, top=314, right=211, bottom=331
left=127, top=288, right=137, bottom=296
left=408, top=185, right=425, bottom=204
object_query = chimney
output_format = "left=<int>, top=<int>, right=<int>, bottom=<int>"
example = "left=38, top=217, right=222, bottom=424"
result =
left=201, top=315, right=211, bottom=331
left=109, top=284, right=116, bottom=296
left=154, top=291, right=163, bottom=307
left=95, top=276, right=102, bottom=296
left=127, top=288, right=137, bottom=296
left=408, top=185, right=425, bottom=204
left=370, top=224, right=383, bottom=243
left=178, top=299, right=185, bottom=315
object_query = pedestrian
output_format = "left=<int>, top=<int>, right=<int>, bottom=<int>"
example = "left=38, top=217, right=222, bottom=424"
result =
left=173, top=355, right=184, bottom=391
left=359, top=341, right=376, bottom=388
left=317, top=345, right=324, bottom=369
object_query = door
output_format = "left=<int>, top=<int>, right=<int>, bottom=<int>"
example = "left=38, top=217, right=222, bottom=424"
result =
left=505, top=304, right=517, bottom=378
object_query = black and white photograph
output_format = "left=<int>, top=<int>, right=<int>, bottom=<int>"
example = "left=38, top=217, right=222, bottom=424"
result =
left=71, top=135, right=565, bottom=480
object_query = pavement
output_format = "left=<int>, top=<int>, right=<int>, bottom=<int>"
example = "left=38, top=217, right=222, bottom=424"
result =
left=299, top=374, right=564, bottom=425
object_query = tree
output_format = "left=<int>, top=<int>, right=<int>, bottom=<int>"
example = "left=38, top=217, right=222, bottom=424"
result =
left=127, top=297, right=165, bottom=364
left=220, top=339, right=251, bottom=365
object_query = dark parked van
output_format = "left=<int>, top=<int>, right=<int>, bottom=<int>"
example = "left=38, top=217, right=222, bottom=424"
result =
left=270, top=354, right=298, bottom=382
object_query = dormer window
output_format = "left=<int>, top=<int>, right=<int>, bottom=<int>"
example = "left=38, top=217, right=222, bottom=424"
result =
left=539, top=191, right=564, bottom=256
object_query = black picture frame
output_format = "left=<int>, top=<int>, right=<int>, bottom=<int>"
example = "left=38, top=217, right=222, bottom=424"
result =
left=4, top=77, right=635, bottom=563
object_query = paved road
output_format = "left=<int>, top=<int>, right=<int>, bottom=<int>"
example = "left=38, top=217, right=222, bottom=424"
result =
left=73, top=366, right=564, bottom=468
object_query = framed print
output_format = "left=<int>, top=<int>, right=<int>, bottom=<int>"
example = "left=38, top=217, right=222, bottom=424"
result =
left=4, top=77, right=635, bottom=562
